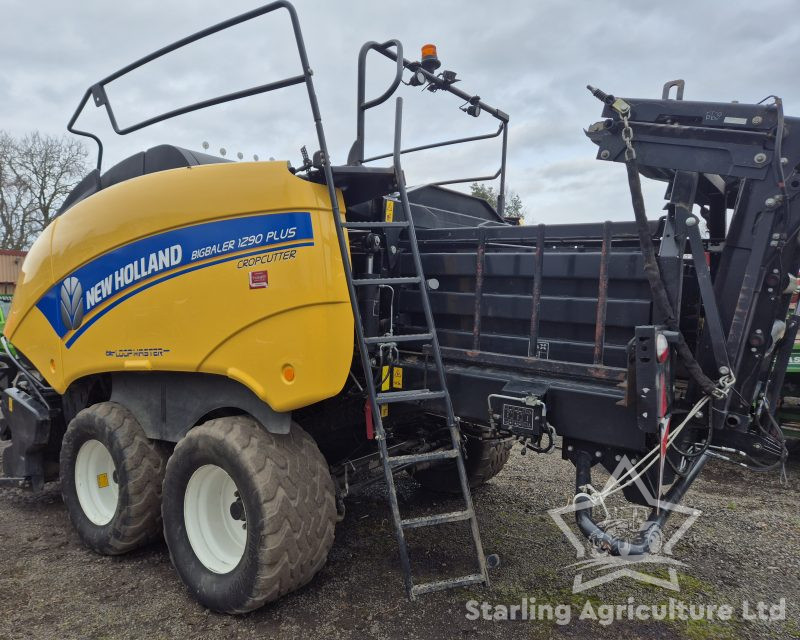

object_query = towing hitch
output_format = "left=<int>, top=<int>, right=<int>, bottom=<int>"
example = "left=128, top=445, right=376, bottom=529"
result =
left=572, top=448, right=708, bottom=556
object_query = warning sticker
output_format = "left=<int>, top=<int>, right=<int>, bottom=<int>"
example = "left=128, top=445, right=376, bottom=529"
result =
left=249, top=270, right=269, bottom=289
left=392, top=367, right=403, bottom=389
left=97, top=473, right=109, bottom=489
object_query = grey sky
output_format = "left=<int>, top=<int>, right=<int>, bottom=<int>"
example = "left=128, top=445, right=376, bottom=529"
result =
left=3, top=0, right=799, bottom=223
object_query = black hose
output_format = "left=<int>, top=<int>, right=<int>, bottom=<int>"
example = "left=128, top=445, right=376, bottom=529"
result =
left=0, top=337, right=51, bottom=409
left=573, top=448, right=709, bottom=556
left=625, top=160, right=720, bottom=397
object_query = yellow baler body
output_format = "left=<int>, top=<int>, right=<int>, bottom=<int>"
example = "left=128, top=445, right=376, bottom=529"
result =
left=3, top=161, right=354, bottom=413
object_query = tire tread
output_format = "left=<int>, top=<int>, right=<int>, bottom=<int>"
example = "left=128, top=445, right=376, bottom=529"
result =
left=61, top=402, right=167, bottom=555
left=166, top=417, right=335, bottom=613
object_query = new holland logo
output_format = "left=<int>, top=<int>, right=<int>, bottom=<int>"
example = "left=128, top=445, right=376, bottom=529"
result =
left=60, top=277, right=85, bottom=331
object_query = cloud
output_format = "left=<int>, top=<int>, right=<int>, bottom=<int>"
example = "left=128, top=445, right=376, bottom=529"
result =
left=1, top=0, right=798, bottom=224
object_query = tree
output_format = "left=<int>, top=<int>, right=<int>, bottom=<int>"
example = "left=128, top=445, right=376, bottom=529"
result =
left=0, top=131, right=88, bottom=250
left=470, top=182, right=526, bottom=221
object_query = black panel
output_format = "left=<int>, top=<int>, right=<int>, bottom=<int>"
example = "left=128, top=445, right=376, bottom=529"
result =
left=309, top=165, right=397, bottom=208
left=1, top=388, right=50, bottom=486
left=57, top=169, right=100, bottom=215
left=100, top=151, right=145, bottom=189
left=110, top=371, right=290, bottom=442
left=394, top=231, right=664, bottom=367
left=406, top=185, right=505, bottom=227
left=59, top=145, right=231, bottom=214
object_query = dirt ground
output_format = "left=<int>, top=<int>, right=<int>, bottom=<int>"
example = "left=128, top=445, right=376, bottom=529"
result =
left=0, top=440, right=798, bottom=640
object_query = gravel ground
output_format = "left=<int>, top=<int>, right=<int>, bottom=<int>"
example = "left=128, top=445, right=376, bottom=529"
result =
left=0, top=440, right=798, bottom=640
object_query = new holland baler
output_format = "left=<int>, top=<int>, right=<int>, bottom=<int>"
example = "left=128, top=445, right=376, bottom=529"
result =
left=0, top=1, right=795, bottom=614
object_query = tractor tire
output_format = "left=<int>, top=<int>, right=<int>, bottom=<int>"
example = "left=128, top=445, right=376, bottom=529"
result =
left=409, top=436, right=514, bottom=494
left=60, top=401, right=168, bottom=555
left=161, top=417, right=336, bottom=613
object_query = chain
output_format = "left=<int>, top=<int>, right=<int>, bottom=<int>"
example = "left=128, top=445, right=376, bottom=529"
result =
left=616, top=103, right=737, bottom=400
left=712, top=372, right=736, bottom=399
left=621, top=113, right=636, bottom=161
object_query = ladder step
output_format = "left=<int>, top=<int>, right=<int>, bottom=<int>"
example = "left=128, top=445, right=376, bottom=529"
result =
left=353, top=276, right=420, bottom=286
left=388, top=449, right=458, bottom=467
left=364, top=332, right=433, bottom=345
left=377, top=389, right=446, bottom=404
left=343, top=221, right=410, bottom=229
left=401, top=510, right=473, bottom=529
left=411, top=574, right=486, bottom=597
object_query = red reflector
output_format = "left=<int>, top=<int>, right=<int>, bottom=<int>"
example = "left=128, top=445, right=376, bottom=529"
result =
left=364, top=401, right=375, bottom=440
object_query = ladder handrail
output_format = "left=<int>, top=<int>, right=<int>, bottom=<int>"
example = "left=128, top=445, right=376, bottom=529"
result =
left=391, top=97, right=457, bottom=427
left=347, top=37, right=509, bottom=212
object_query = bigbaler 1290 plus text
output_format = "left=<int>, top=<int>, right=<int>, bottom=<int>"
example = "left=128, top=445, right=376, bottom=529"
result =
left=0, top=2, right=792, bottom=613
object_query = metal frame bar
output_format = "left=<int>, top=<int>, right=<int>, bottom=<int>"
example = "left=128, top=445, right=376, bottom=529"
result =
left=725, top=212, right=775, bottom=369
left=527, top=224, right=545, bottom=357
left=686, top=221, right=729, bottom=371
left=593, top=221, right=612, bottom=365
left=362, top=123, right=504, bottom=163
left=656, top=172, right=694, bottom=324
left=67, top=1, right=312, bottom=173
left=472, top=230, right=486, bottom=351
left=439, top=346, right=626, bottom=384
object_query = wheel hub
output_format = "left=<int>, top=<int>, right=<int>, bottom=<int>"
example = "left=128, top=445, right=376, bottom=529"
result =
left=184, top=464, right=247, bottom=574
left=74, top=439, right=119, bottom=526
left=228, top=497, right=245, bottom=521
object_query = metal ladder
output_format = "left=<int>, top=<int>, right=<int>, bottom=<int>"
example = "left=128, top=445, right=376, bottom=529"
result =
left=332, top=97, right=489, bottom=599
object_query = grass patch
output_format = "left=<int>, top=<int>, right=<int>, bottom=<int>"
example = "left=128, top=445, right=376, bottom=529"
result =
left=678, top=617, right=740, bottom=640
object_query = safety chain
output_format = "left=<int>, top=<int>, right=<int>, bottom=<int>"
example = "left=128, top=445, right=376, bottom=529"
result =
left=712, top=372, right=736, bottom=399
left=606, top=96, right=636, bottom=161
left=621, top=113, right=636, bottom=161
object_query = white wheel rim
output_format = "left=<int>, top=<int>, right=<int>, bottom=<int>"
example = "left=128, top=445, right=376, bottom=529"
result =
left=184, top=464, right=247, bottom=574
left=75, top=439, right=119, bottom=526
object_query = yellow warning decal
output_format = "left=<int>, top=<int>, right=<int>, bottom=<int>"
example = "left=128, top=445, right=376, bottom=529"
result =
left=97, top=473, right=109, bottom=489
left=380, top=405, right=389, bottom=418
left=392, top=367, right=403, bottom=389
left=381, top=365, right=390, bottom=391
left=385, top=199, right=395, bottom=222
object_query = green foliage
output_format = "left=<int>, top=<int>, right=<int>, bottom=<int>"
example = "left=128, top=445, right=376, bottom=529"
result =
left=470, top=182, right=527, bottom=221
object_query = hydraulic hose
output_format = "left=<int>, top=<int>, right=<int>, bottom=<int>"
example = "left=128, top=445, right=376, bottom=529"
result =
left=573, top=448, right=709, bottom=556
left=587, top=86, right=719, bottom=395
left=625, top=161, right=720, bottom=397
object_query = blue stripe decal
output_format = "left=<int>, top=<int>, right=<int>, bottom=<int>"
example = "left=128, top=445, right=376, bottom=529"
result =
left=64, top=241, right=313, bottom=349
left=36, top=212, right=314, bottom=346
